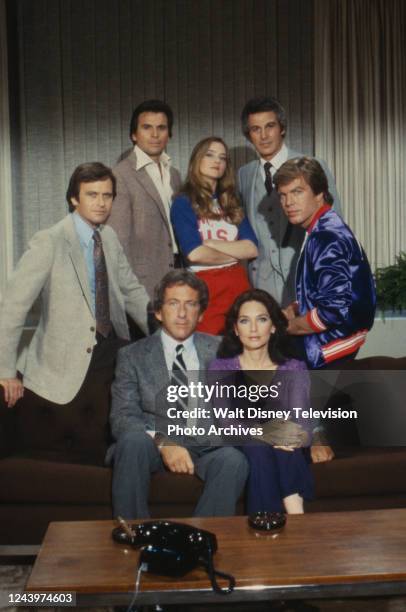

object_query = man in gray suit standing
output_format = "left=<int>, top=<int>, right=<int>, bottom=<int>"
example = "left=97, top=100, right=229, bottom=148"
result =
left=238, top=96, right=341, bottom=307
left=109, top=270, right=249, bottom=519
left=0, top=162, right=149, bottom=410
left=108, top=100, right=182, bottom=303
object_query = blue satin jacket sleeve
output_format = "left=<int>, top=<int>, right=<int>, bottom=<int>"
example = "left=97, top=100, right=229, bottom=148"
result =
left=303, top=231, right=355, bottom=328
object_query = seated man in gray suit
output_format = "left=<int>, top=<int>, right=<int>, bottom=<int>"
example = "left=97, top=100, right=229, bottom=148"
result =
left=0, top=162, right=149, bottom=411
left=108, top=100, right=182, bottom=302
left=238, top=96, right=341, bottom=308
left=109, top=270, right=249, bottom=519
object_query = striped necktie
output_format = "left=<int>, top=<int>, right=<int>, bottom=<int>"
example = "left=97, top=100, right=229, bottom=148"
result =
left=171, top=344, right=188, bottom=389
left=171, top=344, right=194, bottom=428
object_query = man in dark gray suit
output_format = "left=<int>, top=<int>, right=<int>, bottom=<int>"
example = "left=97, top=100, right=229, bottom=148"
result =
left=238, top=96, right=341, bottom=308
left=109, top=270, right=249, bottom=519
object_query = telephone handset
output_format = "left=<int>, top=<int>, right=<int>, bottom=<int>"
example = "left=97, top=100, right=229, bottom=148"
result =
left=112, top=519, right=235, bottom=594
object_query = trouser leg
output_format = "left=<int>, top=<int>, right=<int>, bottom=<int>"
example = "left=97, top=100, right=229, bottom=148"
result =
left=111, top=430, right=162, bottom=519
left=242, top=444, right=313, bottom=514
left=193, top=447, right=248, bottom=516
left=242, top=444, right=285, bottom=513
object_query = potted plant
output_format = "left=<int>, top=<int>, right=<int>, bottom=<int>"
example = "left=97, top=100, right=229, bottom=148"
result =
left=375, top=252, right=406, bottom=315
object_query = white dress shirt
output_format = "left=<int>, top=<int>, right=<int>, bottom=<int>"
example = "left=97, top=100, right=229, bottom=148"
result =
left=259, top=142, right=289, bottom=181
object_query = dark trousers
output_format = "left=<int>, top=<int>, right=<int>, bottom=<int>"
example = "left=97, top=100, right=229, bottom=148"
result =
left=15, top=366, right=114, bottom=461
left=110, top=430, right=249, bottom=519
left=241, top=444, right=314, bottom=513
left=15, top=333, right=128, bottom=459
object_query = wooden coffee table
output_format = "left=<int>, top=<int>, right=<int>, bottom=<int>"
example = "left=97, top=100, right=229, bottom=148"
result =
left=27, top=509, right=406, bottom=606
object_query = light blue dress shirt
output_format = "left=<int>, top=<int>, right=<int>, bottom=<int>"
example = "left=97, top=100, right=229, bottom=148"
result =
left=72, top=212, right=96, bottom=314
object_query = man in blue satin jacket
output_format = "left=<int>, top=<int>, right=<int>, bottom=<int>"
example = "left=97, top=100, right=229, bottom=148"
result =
left=274, top=157, right=376, bottom=370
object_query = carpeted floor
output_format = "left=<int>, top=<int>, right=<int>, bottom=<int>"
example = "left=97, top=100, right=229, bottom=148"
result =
left=1, top=564, right=406, bottom=611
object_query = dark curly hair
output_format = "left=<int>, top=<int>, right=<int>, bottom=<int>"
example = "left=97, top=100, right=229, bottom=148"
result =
left=217, top=289, right=299, bottom=364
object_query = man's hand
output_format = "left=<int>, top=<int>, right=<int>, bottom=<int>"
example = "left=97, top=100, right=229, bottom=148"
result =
left=282, top=301, right=299, bottom=321
left=160, top=445, right=195, bottom=474
left=311, top=444, right=335, bottom=463
left=0, top=378, right=24, bottom=408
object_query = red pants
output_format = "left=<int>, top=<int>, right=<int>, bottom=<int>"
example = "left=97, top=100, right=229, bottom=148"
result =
left=195, top=264, right=251, bottom=335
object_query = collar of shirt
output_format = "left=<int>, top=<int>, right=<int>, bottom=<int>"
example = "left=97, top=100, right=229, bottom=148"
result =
left=259, top=143, right=289, bottom=180
left=306, top=203, right=332, bottom=234
left=134, top=144, right=171, bottom=171
left=160, top=328, right=198, bottom=372
left=72, top=211, right=98, bottom=247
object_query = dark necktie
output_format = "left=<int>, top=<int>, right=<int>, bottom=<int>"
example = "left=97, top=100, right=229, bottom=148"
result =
left=264, top=162, right=293, bottom=247
left=264, top=161, right=273, bottom=195
left=171, top=344, right=199, bottom=432
left=281, top=221, right=294, bottom=248
left=93, top=230, right=112, bottom=338
left=171, top=344, right=188, bottom=389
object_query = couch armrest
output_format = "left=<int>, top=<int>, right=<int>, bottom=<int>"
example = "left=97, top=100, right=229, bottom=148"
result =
left=0, top=390, right=17, bottom=458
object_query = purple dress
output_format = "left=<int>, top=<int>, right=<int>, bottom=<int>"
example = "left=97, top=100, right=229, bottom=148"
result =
left=208, top=356, right=314, bottom=513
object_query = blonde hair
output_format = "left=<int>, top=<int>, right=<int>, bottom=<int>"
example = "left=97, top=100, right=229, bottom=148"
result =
left=181, top=137, right=244, bottom=224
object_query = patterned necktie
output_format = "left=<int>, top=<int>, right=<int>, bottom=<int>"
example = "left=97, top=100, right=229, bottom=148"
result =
left=171, top=344, right=190, bottom=418
left=93, top=230, right=112, bottom=338
left=171, top=344, right=188, bottom=389
left=264, top=161, right=273, bottom=195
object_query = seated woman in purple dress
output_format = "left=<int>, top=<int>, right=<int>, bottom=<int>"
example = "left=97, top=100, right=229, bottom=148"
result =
left=209, top=289, right=316, bottom=514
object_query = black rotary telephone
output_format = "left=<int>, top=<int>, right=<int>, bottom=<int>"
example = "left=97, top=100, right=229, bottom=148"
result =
left=112, top=519, right=235, bottom=594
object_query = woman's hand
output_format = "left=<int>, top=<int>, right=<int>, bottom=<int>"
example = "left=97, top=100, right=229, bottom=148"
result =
left=202, top=238, right=258, bottom=260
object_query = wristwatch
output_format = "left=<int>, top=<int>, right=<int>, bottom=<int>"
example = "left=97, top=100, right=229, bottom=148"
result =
left=154, top=432, right=166, bottom=449
left=154, top=431, right=177, bottom=449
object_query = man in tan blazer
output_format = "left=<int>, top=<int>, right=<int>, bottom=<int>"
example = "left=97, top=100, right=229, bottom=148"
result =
left=0, top=162, right=149, bottom=408
left=108, top=100, right=182, bottom=302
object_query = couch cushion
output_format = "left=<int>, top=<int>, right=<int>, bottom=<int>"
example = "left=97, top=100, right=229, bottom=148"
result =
left=0, top=457, right=206, bottom=506
left=0, top=457, right=112, bottom=504
left=347, top=356, right=406, bottom=370
left=149, top=472, right=204, bottom=504
left=14, top=367, right=114, bottom=464
left=312, top=447, right=406, bottom=498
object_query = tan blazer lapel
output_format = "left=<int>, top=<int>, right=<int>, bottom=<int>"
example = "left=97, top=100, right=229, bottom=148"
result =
left=64, top=216, right=94, bottom=316
left=129, top=151, right=171, bottom=232
left=137, top=169, right=170, bottom=228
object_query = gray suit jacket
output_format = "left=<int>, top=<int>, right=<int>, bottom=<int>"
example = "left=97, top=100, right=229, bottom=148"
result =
left=108, top=150, right=182, bottom=298
left=238, top=148, right=342, bottom=306
left=109, top=331, right=221, bottom=450
left=0, top=214, right=150, bottom=404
